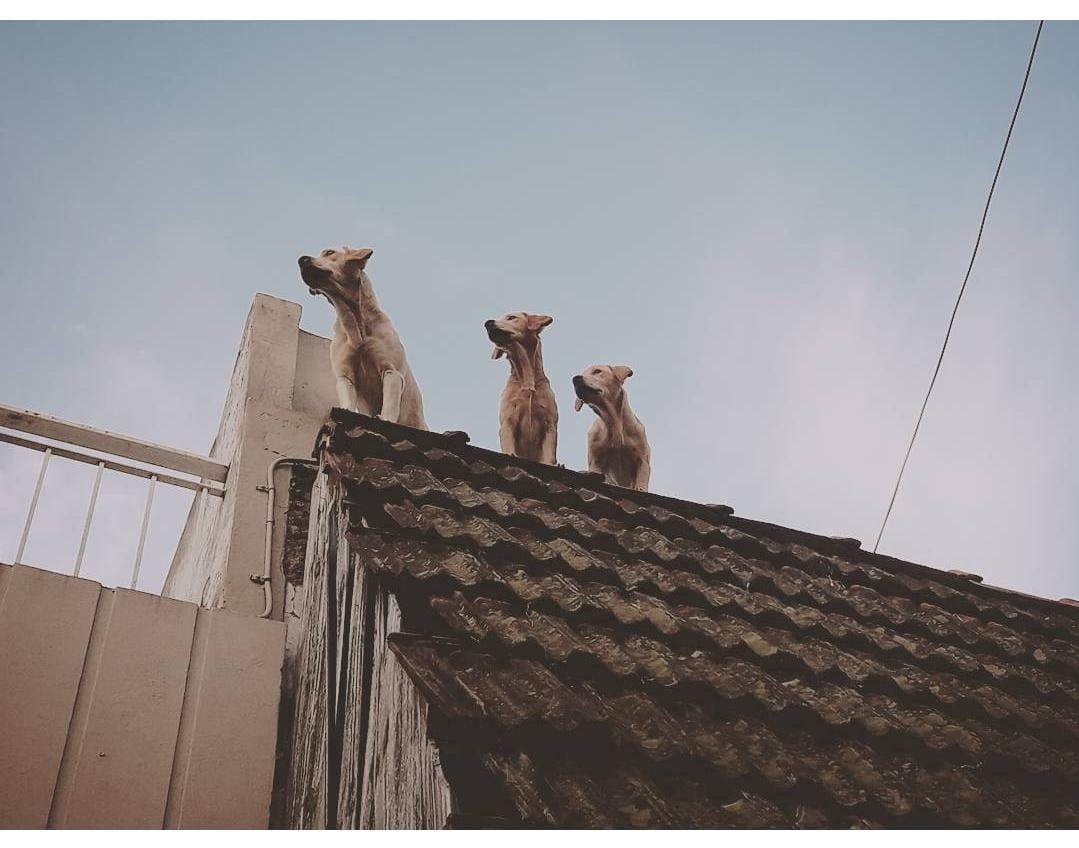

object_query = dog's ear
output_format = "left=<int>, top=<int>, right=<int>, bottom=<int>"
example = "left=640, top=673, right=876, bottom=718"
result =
left=527, top=314, right=554, bottom=333
left=349, top=247, right=374, bottom=269
left=612, top=365, right=634, bottom=383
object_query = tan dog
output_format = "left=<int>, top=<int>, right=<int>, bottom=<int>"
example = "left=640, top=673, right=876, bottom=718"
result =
left=573, top=365, right=650, bottom=491
left=298, top=246, right=427, bottom=429
left=485, top=312, right=558, bottom=464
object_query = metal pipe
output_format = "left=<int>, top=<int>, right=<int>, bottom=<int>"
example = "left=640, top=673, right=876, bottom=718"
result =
left=130, top=474, right=157, bottom=590
left=257, top=457, right=319, bottom=618
left=74, top=461, right=105, bottom=577
left=15, top=447, right=52, bottom=564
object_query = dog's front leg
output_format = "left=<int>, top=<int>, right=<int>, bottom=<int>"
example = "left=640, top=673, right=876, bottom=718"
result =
left=336, top=377, right=367, bottom=414
left=498, top=420, right=516, bottom=456
left=539, top=425, right=558, bottom=466
left=633, top=459, right=651, bottom=492
left=380, top=369, right=405, bottom=423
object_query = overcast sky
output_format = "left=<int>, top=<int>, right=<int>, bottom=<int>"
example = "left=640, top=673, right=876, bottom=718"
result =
left=0, top=21, right=1075, bottom=600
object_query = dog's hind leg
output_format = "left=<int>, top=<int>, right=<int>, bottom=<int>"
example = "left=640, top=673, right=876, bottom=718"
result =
left=379, top=369, right=405, bottom=423
left=336, top=377, right=367, bottom=414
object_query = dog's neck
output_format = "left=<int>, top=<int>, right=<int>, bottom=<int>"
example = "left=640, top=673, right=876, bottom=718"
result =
left=324, top=273, right=383, bottom=345
left=505, top=338, right=547, bottom=392
left=591, top=391, right=638, bottom=447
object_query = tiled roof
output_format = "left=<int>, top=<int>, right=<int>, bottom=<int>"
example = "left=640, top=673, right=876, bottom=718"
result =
left=318, top=408, right=1079, bottom=828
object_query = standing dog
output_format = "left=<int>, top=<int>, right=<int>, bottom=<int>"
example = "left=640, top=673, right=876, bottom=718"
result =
left=573, top=365, right=650, bottom=491
left=298, top=246, right=427, bottom=429
left=485, top=312, right=558, bottom=464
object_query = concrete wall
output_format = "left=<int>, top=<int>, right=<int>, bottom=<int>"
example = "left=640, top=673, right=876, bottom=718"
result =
left=0, top=294, right=327, bottom=829
left=163, top=294, right=336, bottom=619
left=0, top=563, right=284, bottom=829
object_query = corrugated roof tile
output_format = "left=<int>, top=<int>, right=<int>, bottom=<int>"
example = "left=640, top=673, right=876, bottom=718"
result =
left=322, top=411, right=1079, bottom=827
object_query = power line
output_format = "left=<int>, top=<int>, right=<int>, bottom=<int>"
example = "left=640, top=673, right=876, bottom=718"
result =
left=873, top=20, right=1045, bottom=554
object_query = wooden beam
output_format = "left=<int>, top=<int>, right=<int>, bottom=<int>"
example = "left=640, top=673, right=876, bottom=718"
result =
left=0, top=404, right=228, bottom=483
left=0, top=432, right=224, bottom=496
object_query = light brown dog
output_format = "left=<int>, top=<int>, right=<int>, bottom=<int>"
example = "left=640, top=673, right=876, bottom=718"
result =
left=485, top=312, right=558, bottom=464
left=298, top=247, right=427, bottom=429
left=573, top=365, right=650, bottom=491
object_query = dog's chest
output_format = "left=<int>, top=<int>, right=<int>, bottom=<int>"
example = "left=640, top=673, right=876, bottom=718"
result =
left=505, top=389, right=555, bottom=425
left=338, top=341, right=388, bottom=403
left=591, top=440, right=640, bottom=486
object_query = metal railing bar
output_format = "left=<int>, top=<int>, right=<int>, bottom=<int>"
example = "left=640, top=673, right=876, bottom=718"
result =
left=0, top=431, right=225, bottom=497
left=130, top=474, right=157, bottom=590
left=74, top=461, right=105, bottom=578
left=15, top=447, right=52, bottom=565
left=0, top=403, right=228, bottom=482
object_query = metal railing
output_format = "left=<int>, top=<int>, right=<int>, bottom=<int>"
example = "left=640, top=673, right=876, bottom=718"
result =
left=1, top=404, right=228, bottom=590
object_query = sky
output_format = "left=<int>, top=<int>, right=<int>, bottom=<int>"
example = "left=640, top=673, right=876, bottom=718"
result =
left=0, top=21, right=1076, bottom=600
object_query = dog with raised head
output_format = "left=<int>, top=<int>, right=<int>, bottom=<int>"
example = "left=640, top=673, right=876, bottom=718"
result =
left=298, top=246, right=427, bottom=430
left=485, top=312, right=558, bottom=464
left=573, top=365, right=650, bottom=491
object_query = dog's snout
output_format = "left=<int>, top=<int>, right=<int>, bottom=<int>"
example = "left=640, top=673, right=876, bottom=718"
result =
left=298, top=255, right=312, bottom=268
left=484, top=319, right=496, bottom=330
left=572, top=375, right=585, bottom=388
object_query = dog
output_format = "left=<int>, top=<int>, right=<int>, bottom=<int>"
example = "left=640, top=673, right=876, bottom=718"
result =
left=485, top=312, right=558, bottom=464
left=298, top=246, right=427, bottom=430
left=573, top=365, right=650, bottom=491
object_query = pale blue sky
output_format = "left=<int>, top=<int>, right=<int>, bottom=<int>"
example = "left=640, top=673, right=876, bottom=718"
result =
left=0, top=21, right=1076, bottom=600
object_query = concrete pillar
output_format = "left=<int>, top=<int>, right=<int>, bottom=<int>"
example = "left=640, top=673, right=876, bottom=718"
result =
left=163, top=294, right=335, bottom=619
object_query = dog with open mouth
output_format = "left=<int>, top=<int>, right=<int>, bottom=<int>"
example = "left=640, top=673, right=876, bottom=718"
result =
left=298, top=246, right=427, bottom=429
left=573, top=364, right=650, bottom=491
left=485, top=312, right=558, bottom=465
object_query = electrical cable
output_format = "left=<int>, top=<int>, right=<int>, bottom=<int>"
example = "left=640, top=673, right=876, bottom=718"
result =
left=873, top=20, right=1045, bottom=553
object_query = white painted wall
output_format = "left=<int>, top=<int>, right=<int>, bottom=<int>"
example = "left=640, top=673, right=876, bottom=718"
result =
left=0, top=563, right=284, bottom=829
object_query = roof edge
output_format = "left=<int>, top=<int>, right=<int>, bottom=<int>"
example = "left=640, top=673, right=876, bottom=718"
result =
left=317, top=408, right=1079, bottom=619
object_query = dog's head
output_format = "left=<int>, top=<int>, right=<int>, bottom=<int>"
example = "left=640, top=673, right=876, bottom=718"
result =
left=484, top=312, right=553, bottom=360
left=573, top=365, right=634, bottom=412
left=297, top=246, right=374, bottom=299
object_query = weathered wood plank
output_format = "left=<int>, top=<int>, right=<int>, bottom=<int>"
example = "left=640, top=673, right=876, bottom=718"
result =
left=282, top=470, right=453, bottom=829
left=284, top=473, right=334, bottom=829
left=358, top=583, right=453, bottom=829
left=335, top=556, right=362, bottom=828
